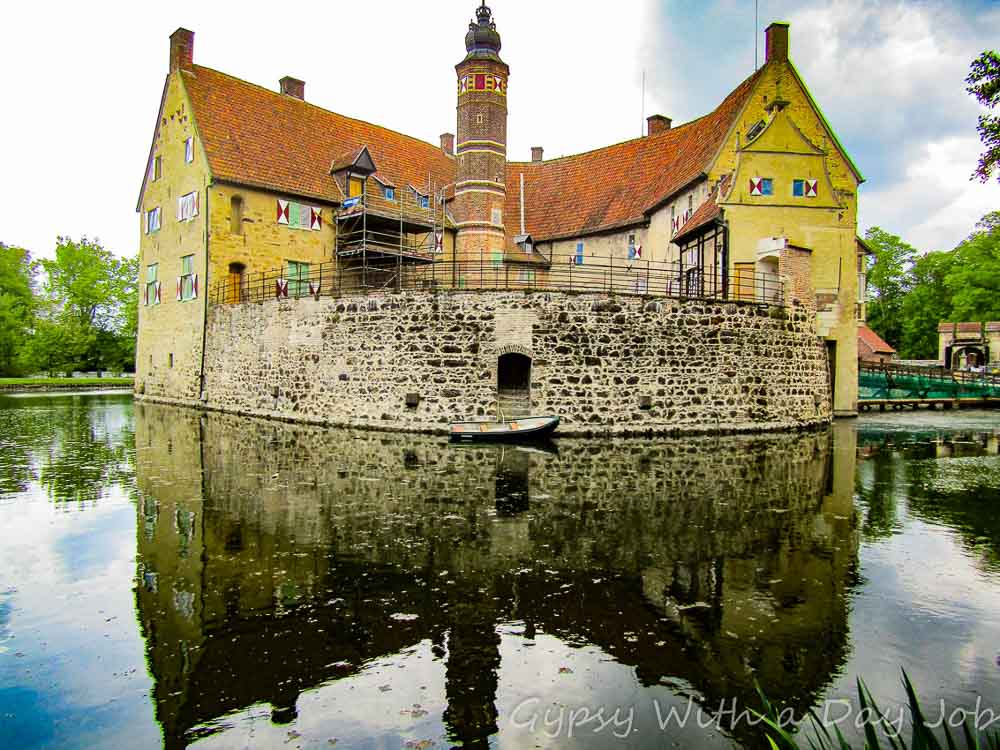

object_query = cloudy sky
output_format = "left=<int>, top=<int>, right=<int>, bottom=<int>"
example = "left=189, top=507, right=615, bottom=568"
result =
left=1, top=0, right=997, bottom=261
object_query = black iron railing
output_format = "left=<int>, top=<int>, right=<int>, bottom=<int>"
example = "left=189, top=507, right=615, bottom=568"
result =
left=209, top=252, right=785, bottom=307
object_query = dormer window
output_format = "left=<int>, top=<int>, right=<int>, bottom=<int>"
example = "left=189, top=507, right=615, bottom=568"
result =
left=410, top=187, right=429, bottom=208
left=515, top=233, right=533, bottom=255
left=348, top=175, right=365, bottom=198
left=384, top=186, right=395, bottom=201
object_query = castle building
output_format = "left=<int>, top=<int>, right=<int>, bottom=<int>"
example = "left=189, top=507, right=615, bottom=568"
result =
left=136, top=3, right=865, bottom=427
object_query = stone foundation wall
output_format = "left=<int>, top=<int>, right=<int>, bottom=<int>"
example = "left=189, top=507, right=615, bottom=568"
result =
left=167, top=290, right=831, bottom=435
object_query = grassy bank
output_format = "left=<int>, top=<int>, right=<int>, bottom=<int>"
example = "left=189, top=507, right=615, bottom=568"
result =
left=0, top=377, right=134, bottom=390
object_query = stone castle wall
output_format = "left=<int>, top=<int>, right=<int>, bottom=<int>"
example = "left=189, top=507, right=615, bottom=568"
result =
left=166, top=290, right=832, bottom=435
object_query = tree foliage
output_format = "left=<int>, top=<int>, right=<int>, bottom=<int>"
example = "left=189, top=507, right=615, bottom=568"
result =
left=0, top=244, right=38, bottom=375
left=865, top=212, right=1000, bottom=362
left=967, top=50, right=1000, bottom=183
left=0, top=236, right=137, bottom=375
left=863, top=227, right=917, bottom=351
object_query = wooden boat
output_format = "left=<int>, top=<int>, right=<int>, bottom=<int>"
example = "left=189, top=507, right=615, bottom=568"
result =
left=449, top=415, right=560, bottom=442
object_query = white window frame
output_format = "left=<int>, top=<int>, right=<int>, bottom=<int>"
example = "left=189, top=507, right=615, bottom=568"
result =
left=145, top=263, right=159, bottom=306
left=184, top=137, right=194, bottom=164
left=177, top=191, right=199, bottom=222
left=179, top=254, right=197, bottom=301
left=145, top=206, right=161, bottom=234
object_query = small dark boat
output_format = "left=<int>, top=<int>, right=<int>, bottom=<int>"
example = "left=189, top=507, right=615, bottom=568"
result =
left=449, top=415, right=560, bottom=442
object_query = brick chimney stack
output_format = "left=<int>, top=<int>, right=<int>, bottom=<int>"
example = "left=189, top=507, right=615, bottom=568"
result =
left=169, top=28, right=194, bottom=72
left=646, top=115, right=672, bottom=136
left=279, top=76, right=305, bottom=100
left=765, top=22, right=790, bottom=63
left=531, top=146, right=544, bottom=162
left=440, top=132, right=455, bottom=155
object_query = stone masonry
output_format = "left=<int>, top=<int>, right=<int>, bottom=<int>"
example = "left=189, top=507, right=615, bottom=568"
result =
left=188, top=290, right=831, bottom=435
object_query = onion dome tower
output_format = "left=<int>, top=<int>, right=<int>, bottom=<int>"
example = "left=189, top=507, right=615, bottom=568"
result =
left=454, top=2, right=509, bottom=278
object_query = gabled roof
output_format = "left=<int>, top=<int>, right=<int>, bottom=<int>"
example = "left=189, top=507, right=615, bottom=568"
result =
left=673, top=174, right=731, bottom=244
left=858, top=324, right=896, bottom=354
left=181, top=65, right=455, bottom=204
left=504, top=69, right=763, bottom=243
left=330, top=145, right=377, bottom=175
left=787, top=62, right=864, bottom=184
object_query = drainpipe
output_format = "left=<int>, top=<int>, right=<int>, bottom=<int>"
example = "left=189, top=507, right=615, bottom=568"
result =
left=198, top=179, right=210, bottom=401
left=519, top=173, right=525, bottom=236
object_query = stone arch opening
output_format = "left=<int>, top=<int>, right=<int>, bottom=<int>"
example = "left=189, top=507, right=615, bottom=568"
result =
left=497, top=352, right=531, bottom=418
left=227, top=262, right=246, bottom=304
left=952, top=344, right=986, bottom=371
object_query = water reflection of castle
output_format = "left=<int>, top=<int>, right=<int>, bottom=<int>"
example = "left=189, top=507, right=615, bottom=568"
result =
left=134, top=404, right=859, bottom=748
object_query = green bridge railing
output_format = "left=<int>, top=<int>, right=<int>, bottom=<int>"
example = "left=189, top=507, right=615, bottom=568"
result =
left=859, top=361, right=1000, bottom=401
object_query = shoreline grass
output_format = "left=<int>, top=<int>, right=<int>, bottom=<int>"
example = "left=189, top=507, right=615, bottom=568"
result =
left=0, top=377, right=134, bottom=388
left=758, top=670, right=1000, bottom=749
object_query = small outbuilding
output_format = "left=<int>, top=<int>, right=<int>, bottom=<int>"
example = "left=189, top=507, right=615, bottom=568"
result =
left=858, top=324, right=896, bottom=363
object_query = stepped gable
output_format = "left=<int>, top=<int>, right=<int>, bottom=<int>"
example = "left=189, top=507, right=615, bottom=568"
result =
left=181, top=65, right=456, bottom=204
left=505, top=69, right=762, bottom=244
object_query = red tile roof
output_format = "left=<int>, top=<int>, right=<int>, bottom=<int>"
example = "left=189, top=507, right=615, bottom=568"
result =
left=673, top=174, right=731, bottom=244
left=505, top=69, right=762, bottom=242
left=180, top=62, right=761, bottom=245
left=182, top=65, right=456, bottom=205
left=858, top=324, right=896, bottom=354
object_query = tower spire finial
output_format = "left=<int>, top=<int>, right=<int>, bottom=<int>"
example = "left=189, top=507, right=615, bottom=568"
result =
left=465, top=0, right=501, bottom=56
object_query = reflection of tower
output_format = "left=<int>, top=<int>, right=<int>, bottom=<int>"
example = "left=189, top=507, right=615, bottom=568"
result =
left=443, top=587, right=501, bottom=746
left=495, top=448, right=530, bottom=515
left=454, top=2, right=508, bottom=278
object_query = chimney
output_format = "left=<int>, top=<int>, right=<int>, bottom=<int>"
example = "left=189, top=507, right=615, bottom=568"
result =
left=646, top=115, right=672, bottom=136
left=169, top=28, right=194, bottom=72
left=280, top=76, right=305, bottom=100
left=440, top=132, right=455, bottom=155
left=765, top=22, right=790, bottom=63
left=531, top=146, right=544, bottom=162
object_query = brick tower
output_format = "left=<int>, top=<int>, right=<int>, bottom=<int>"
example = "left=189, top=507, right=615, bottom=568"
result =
left=454, top=1, right=509, bottom=282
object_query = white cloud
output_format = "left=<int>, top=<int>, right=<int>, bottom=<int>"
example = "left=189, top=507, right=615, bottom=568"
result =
left=860, top=135, right=1000, bottom=251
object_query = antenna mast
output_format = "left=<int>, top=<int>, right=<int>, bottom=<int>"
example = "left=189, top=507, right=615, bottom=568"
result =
left=754, top=0, right=759, bottom=70
left=641, top=70, right=646, bottom=137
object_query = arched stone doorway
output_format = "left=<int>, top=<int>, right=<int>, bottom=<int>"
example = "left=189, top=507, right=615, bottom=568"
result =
left=952, top=344, right=986, bottom=370
left=226, top=262, right=246, bottom=304
left=497, top=352, right=531, bottom=418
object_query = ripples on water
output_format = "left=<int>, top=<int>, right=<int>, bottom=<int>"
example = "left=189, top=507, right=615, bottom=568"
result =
left=0, top=393, right=998, bottom=749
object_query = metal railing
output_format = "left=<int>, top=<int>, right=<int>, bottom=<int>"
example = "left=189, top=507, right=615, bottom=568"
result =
left=859, top=359, right=1000, bottom=387
left=209, top=251, right=785, bottom=307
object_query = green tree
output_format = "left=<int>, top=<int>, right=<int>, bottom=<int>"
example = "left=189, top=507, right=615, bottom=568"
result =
left=863, top=227, right=917, bottom=350
left=967, top=50, right=1000, bottom=183
left=0, top=243, right=38, bottom=375
left=899, top=250, right=953, bottom=359
left=36, top=237, right=137, bottom=372
left=944, top=213, right=1000, bottom=322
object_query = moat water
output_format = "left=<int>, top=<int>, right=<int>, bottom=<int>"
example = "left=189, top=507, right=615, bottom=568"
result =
left=1, top=392, right=999, bottom=749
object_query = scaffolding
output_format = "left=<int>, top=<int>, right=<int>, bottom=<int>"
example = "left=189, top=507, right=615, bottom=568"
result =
left=335, top=179, right=450, bottom=291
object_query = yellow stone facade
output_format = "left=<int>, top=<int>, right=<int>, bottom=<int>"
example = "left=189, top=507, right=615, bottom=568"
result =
left=136, top=73, right=210, bottom=401
left=136, top=15, right=862, bottom=423
left=711, top=60, right=862, bottom=415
